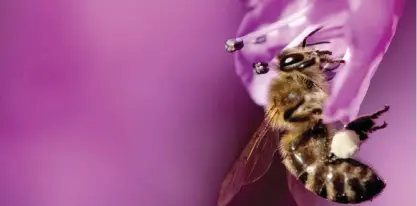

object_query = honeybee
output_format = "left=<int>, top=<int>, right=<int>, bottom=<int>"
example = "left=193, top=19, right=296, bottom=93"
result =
left=219, top=27, right=389, bottom=206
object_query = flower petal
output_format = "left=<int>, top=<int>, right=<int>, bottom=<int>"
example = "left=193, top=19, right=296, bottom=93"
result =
left=324, top=0, right=405, bottom=123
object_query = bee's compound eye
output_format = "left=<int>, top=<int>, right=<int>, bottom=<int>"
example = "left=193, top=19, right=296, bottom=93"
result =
left=252, top=62, right=269, bottom=74
left=280, top=53, right=305, bottom=68
left=225, top=38, right=244, bottom=53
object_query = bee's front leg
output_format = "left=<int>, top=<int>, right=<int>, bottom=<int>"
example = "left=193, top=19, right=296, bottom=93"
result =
left=316, top=50, right=345, bottom=64
left=283, top=95, right=310, bottom=122
left=282, top=93, right=324, bottom=123
left=320, top=58, right=346, bottom=65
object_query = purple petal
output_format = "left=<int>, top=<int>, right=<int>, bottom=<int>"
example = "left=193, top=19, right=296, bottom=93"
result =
left=324, top=0, right=405, bottom=123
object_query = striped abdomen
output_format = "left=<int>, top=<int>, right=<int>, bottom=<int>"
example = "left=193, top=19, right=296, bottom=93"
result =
left=286, top=151, right=386, bottom=204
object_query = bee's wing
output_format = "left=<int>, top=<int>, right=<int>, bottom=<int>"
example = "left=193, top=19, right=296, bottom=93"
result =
left=218, top=118, right=280, bottom=206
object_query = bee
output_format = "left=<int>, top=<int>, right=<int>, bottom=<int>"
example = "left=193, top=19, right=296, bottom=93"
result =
left=219, top=27, right=390, bottom=206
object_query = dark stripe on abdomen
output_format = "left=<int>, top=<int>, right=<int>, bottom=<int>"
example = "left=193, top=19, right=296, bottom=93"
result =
left=348, top=178, right=365, bottom=203
left=333, top=173, right=349, bottom=203
left=319, top=187, right=328, bottom=199
left=311, top=165, right=326, bottom=194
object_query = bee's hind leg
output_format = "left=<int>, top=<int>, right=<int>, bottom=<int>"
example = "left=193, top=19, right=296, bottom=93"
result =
left=328, top=105, right=390, bottom=160
left=370, top=105, right=390, bottom=119
left=369, top=121, right=388, bottom=133
left=344, top=105, right=390, bottom=141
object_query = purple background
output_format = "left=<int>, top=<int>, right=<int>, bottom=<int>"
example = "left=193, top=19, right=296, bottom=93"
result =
left=0, top=1, right=414, bottom=206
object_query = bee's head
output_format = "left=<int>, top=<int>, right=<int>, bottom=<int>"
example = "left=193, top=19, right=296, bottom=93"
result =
left=247, top=27, right=344, bottom=78
left=277, top=47, right=321, bottom=74
left=276, top=27, right=329, bottom=75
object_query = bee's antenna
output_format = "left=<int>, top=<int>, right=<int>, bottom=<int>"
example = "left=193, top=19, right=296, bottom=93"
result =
left=301, top=26, right=325, bottom=47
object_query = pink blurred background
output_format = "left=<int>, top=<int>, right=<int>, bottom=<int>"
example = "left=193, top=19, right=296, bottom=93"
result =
left=0, top=1, right=415, bottom=206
